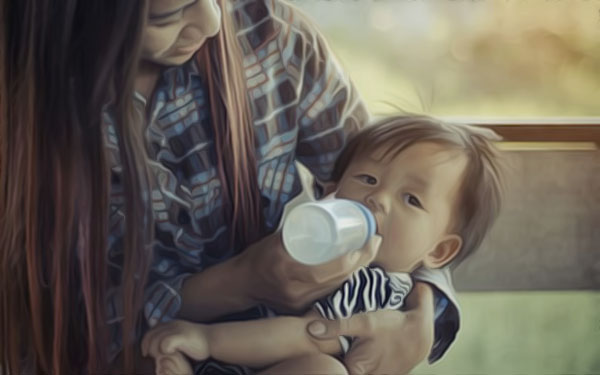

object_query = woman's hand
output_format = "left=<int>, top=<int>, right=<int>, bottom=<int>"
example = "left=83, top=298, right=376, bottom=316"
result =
left=177, top=231, right=380, bottom=322
left=306, top=282, right=436, bottom=374
left=235, top=231, right=382, bottom=314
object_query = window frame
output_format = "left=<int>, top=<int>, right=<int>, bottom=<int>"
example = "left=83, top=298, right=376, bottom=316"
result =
left=445, top=118, right=600, bottom=145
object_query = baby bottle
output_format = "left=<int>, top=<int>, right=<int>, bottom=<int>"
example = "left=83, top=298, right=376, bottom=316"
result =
left=282, top=199, right=376, bottom=265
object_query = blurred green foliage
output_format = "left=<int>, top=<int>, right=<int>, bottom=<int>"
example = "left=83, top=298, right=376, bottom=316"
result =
left=413, top=292, right=600, bottom=374
left=295, top=0, right=600, bottom=116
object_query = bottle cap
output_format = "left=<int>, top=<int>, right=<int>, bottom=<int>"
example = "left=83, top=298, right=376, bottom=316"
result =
left=351, top=201, right=376, bottom=242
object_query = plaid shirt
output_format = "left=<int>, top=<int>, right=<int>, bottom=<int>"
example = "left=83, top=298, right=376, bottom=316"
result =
left=104, top=0, right=458, bottom=365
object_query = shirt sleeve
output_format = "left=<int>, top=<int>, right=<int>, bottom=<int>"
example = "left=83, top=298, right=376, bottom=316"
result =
left=412, top=266, right=461, bottom=363
left=276, top=2, right=370, bottom=182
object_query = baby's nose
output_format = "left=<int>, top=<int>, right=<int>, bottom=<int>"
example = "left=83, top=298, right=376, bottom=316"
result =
left=366, top=192, right=390, bottom=214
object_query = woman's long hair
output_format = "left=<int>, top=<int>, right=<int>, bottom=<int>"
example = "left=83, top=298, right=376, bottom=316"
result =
left=200, top=0, right=264, bottom=247
left=0, top=1, right=150, bottom=374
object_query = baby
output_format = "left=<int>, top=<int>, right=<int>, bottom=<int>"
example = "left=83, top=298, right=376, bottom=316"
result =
left=142, top=115, right=506, bottom=374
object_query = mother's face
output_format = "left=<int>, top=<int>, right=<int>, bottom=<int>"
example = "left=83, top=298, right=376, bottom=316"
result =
left=143, top=0, right=221, bottom=66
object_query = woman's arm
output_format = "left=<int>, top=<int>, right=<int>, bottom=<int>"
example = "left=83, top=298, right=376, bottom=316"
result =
left=142, top=311, right=342, bottom=369
left=173, top=0, right=375, bottom=324
left=178, top=231, right=382, bottom=322
left=176, top=255, right=254, bottom=322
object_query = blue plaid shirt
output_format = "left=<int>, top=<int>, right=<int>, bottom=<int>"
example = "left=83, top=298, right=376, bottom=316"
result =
left=104, top=0, right=459, bottom=365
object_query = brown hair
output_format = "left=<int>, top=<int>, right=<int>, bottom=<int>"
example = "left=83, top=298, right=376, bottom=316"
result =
left=332, top=115, right=505, bottom=267
left=0, top=1, right=149, bottom=374
left=198, top=0, right=263, bottom=247
left=1, top=1, right=263, bottom=374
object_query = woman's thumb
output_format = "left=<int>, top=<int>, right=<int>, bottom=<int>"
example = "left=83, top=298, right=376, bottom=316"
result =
left=307, top=319, right=340, bottom=340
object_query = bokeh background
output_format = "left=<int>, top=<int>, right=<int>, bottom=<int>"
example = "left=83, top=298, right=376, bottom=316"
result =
left=292, top=1, right=600, bottom=373
left=293, top=0, right=600, bottom=117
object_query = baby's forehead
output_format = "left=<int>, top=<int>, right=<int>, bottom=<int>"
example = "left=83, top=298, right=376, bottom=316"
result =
left=355, top=140, right=467, bottom=165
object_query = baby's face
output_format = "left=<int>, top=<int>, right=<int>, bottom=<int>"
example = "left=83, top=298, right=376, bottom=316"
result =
left=335, top=142, right=468, bottom=272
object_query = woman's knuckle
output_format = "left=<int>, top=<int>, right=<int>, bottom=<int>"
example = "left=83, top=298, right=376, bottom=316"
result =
left=281, top=282, right=295, bottom=297
left=278, top=290, right=297, bottom=308
left=291, top=293, right=307, bottom=308
left=305, top=271, right=320, bottom=284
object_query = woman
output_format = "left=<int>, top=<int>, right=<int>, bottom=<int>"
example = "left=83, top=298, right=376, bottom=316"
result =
left=0, top=1, right=149, bottom=374
left=1, top=0, right=459, bottom=374
left=115, top=0, right=459, bottom=373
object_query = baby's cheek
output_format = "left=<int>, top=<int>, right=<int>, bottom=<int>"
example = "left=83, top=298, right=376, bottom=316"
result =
left=375, top=237, right=401, bottom=264
left=374, top=243, right=411, bottom=272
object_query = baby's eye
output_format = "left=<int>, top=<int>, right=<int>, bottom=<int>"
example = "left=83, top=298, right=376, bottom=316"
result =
left=404, top=194, right=423, bottom=209
left=356, top=174, right=377, bottom=185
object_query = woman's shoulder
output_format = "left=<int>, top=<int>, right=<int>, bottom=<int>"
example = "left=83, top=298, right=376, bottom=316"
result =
left=231, top=0, right=326, bottom=63
left=231, top=0, right=315, bottom=31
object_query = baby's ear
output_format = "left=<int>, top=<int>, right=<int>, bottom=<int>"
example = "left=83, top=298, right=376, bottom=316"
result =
left=423, top=235, right=462, bottom=269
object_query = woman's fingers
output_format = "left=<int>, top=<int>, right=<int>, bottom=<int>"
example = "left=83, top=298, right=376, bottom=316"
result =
left=353, top=234, right=382, bottom=267
left=240, top=229, right=383, bottom=312
left=310, top=309, right=427, bottom=374
left=306, top=234, right=382, bottom=285
left=343, top=338, right=379, bottom=375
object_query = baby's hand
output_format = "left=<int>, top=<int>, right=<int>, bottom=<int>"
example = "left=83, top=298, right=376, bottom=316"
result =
left=142, top=320, right=210, bottom=363
left=155, top=351, right=193, bottom=375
